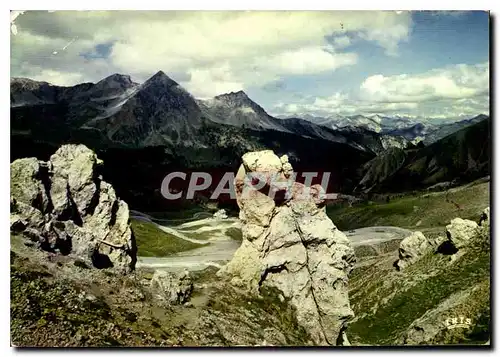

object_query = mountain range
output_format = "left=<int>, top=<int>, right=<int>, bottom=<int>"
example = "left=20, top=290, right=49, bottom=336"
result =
left=279, top=113, right=489, bottom=144
left=356, top=117, right=491, bottom=193
left=10, top=71, right=490, bottom=210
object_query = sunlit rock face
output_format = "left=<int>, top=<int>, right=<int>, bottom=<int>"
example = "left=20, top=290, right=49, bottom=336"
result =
left=219, top=149, right=356, bottom=346
left=10, top=144, right=137, bottom=273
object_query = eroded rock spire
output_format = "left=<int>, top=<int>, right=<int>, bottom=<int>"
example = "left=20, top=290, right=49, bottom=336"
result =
left=219, top=150, right=356, bottom=345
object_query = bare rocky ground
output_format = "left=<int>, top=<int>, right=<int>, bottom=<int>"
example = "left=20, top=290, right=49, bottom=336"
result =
left=9, top=146, right=313, bottom=347
left=346, top=210, right=491, bottom=346
left=10, top=233, right=312, bottom=347
left=11, top=195, right=490, bottom=346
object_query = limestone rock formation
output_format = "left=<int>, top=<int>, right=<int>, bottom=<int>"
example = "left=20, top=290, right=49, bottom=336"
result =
left=150, top=270, right=193, bottom=305
left=446, top=218, right=479, bottom=249
left=10, top=158, right=51, bottom=213
left=218, top=149, right=356, bottom=346
left=10, top=144, right=136, bottom=273
left=279, top=154, right=294, bottom=178
left=395, top=231, right=430, bottom=270
left=213, top=209, right=228, bottom=220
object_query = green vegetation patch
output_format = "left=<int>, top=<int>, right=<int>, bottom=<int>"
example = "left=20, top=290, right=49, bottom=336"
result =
left=427, top=279, right=490, bottom=345
left=328, top=182, right=489, bottom=231
left=176, top=226, right=242, bottom=242
left=145, top=207, right=212, bottom=221
left=205, top=284, right=312, bottom=345
left=131, top=218, right=204, bottom=257
left=348, top=236, right=490, bottom=345
left=178, top=230, right=212, bottom=240
left=10, top=265, right=164, bottom=347
left=226, top=227, right=243, bottom=241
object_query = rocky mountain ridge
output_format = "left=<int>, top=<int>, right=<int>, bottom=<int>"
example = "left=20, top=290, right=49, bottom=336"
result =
left=355, top=118, right=491, bottom=193
left=11, top=72, right=415, bottom=154
left=283, top=113, right=489, bottom=144
left=10, top=71, right=490, bottom=210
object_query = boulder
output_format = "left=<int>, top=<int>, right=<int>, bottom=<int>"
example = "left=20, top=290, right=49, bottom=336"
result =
left=10, top=144, right=136, bottom=273
left=10, top=158, right=50, bottom=213
left=218, top=150, right=356, bottom=346
left=446, top=218, right=479, bottom=249
left=242, top=150, right=282, bottom=173
left=395, top=231, right=430, bottom=270
left=150, top=270, right=193, bottom=304
left=280, top=155, right=293, bottom=178
left=49, top=144, right=103, bottom=218
left=213, top=209, right=228, bottom=220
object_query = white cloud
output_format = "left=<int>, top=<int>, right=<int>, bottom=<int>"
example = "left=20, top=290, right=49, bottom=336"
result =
left=11, top=10, right=412, bottom=96
left=28, top=69, right=85, bottom=86
left=272, top=63, right=489, bottom=119
left=188, top=65, right=245, bottom=99
left=330, top=35, right=351, bottom=49
left=10, top=11, right=25, bottom=35
left=358, top=22, right=410, bottom=56
left=13, top=10, right=487, bottom=120
left=254, top=47, right=358, bottom=76
left=360, top=63, right=489, bottom=103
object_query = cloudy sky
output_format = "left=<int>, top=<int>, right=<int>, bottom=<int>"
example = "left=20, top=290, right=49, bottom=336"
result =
left=11, top=10, right=489, bottom=120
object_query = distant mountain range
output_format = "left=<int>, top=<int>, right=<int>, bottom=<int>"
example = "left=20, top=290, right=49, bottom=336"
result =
left=279, top=113, right=489, bottom=145
left=356, top=118, right=491, bottom=193
left=11, top=71, right=488, bottom=150
left=10, top=71, right=490, bottom=209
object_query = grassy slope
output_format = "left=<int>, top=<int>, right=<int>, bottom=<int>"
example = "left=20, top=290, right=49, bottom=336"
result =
left=10, top=235, right=312, bottom=347
left=178, top=226, right=243, bottom=242
left=348, top=232, right=490, bottom=345
left=145, top=208, right=213, bottom=221
left=327, top=181, right=489, bottom=233
left=358, top=147, right=407, bottom=191
left=330, top=181, right=491, bottom=345
left=225, top=227, right=243, bottom=241
left=131, top=218, right=203, bottom=257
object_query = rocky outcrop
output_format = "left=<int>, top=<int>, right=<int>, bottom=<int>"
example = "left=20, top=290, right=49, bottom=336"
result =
left=445, top=218, right=479, bottom=249
left=218, top=150, right=356, bottom=346
left=279, top=154, right=293, bottom=178
left=395, top=231, right=430, bottom=270
left=150, top=270, right=193, bottom=305
left=213, top=209, right=228, bottom=220
left=10, top=144, right=136, bottom=273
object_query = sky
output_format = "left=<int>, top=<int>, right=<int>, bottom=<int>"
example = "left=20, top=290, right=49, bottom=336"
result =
left=10, top=10, right=489, bottom=120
